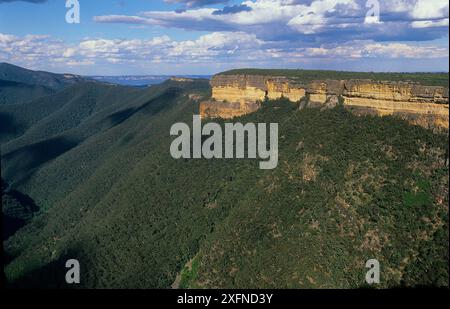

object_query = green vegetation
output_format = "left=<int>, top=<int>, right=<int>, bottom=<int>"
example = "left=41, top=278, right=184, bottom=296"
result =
left=1, top=64, right=448, bottom=288
left=179, top=256, right=200, bottom=289
left=0, top=79, right=54, bottom=105
left=0, top=62, right=87, bottom=91
left=2, top=178, right=39, bottom=241
left=219, top=68, right=449, bottom=87
left=403, top=177, right=432, bottom=208
left=177, top=100, right=449, bottom=288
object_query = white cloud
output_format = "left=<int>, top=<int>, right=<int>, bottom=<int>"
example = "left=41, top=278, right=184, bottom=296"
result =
left=93, top=0, right=449, bottom=43
left=411, top=18, right=449, bottom=28
left=411, top=0, right=449, bottom=19
left=165, top=0, right=230, bottom=7
left=63, top=48, right=76, bottom=58
left=362, top=42, right=449, bottom=58
left=288, top=0, right=359, bottom=34
left=1, top=31, right=447, bottom=73
left=409, top=0, right=449, bottom=28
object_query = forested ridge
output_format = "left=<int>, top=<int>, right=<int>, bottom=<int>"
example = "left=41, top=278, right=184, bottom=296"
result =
left=220, top=68, right=450, bottom=86
left=1, top=64, right=448, bottom=288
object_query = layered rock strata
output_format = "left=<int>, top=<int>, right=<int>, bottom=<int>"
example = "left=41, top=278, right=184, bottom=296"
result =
left=200, top=74, right=449, bottom=129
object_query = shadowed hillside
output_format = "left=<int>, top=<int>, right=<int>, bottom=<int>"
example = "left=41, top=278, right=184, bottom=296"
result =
left=0, top=63, right=87, bottom=91
left=2, top=179, right=39, bottom=241
left=0, top=79, right=54, bottom=105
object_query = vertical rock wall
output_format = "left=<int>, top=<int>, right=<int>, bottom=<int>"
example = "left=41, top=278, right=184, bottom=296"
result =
left=200, top=73, right=449, bottom=130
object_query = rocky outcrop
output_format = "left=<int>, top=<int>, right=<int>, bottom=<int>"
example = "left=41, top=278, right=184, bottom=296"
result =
left=170, top=77, right=195, bottom=82
left=210, top=74, right=306, bottom=103
left=200, top=99, right=260, bottom=119
left=200, top=73, right=449, bottom=130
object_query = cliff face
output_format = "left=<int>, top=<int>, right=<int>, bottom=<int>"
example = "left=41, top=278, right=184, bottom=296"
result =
left=210, top=74, right=306, bottom=103
left=199, top=99, right=260, bottom=119
left=200, top=74, right=449, bottom=129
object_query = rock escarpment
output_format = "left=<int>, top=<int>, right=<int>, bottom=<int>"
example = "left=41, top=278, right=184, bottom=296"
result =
left=200, top=74, right=449, bottom=130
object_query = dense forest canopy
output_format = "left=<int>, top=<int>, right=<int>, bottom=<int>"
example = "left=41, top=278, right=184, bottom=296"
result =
left=220, top=69, right=450, bottom=87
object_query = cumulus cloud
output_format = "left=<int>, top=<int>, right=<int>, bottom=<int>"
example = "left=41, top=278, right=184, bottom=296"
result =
left=165, top=0, right=230, bottom=8
left=301, top=41, right=449, bottom=59
left=212, top=4, right=252, bottom=15
left=1, top=30, right=447, bottom=73
left=0, top=0, right=447, bottom=74
left=411, top=0, right=448, bottom=20
left=0, top=31, right=263, bottom=70
left=94, top=0, right=449, bottom=44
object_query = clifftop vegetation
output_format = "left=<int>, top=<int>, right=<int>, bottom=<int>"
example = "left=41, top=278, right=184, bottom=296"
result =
left=219, top=69, right=449, bottom=87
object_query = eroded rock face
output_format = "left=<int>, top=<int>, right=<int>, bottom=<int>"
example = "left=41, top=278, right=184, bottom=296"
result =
left=200, top=99, right=260, bottom=119
left=343, top=80, right=448, bottom=103
left=200, top=74, right=449, bottom=130
left=211, top=74, right=306, bottom=104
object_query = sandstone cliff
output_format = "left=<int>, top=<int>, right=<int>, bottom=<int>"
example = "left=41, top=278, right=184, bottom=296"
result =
left=200, top=73, right=449, bottom=130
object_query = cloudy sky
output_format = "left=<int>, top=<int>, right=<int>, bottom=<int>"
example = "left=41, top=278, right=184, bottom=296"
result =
left=0, top=0, right=448, bottom=75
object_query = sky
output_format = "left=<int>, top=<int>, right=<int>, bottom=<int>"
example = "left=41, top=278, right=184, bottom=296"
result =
left=0, top=0, right=448, bottom=75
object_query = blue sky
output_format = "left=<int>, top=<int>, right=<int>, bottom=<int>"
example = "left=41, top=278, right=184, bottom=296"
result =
left=0, top=0, right=448, bottom=75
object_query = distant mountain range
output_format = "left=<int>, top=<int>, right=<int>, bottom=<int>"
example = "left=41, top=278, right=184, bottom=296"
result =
left=0, top=63, right=92, bottom=105
left=89, top=75, right=212, bottom=86
left=0, top=63, right=86, bottom=90
left=0, top=63, right=210, bottom=104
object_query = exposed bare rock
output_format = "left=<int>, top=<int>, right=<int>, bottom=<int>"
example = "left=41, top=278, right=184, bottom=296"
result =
left=199, top=99, right=260, bottom=119
left=200, top=73, right=449, bottom=130
left=170, top=77, right=195, bottom=82
left=211, top=74, right=306, bottom=103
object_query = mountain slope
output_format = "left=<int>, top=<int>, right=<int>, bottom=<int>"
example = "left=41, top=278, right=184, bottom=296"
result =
left=0, top=82, right=144, bottom=185
left=0, top=79, right=54, bottom=105
left=0, top=82, right=137, bottom=144
left=3, top=97, right=448, bottom=288
left=3, top=78, right=215, bottom=288
left=0, top=63, right=92, bottom=107
left=2, top=179, right=39, bottom=242
left=1, top=79, right=208, bottom=200
left=1, top=65, right=448, bottom=288
left=0, top=63, right=86, bottom=91
left=181, top=101, right=449, bottom=288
